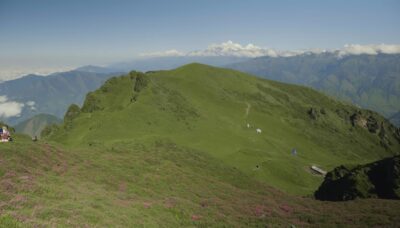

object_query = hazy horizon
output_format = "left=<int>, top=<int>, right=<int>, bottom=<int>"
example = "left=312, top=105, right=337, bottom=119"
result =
left=1, top=0, right=400, bottom=79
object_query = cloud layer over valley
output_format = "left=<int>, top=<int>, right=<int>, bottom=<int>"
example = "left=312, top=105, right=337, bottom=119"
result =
left=0, top=96, right=36, bottom=119
left=140, top=41, right=400, bottom=58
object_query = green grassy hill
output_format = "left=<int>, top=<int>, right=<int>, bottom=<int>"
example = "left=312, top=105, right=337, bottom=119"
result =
left=47, top=63, right=400, bottom=195
left=2, top=64, right=400, bottom=226
left=14, top=114, right=61, bottom=138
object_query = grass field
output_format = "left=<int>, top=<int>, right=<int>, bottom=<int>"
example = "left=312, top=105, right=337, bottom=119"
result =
left=49, top=64, right=399, bottom=195
left=1, top=64, right=399, bottom=226
left=1, top=135, right=400, bottom=227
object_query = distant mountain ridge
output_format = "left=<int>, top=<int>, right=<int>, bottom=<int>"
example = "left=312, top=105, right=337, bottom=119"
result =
left=228, top=53, right=400, bottom=124
left=2, top=52, right=399, bottom=128
left=14, top=113, right=61, bottom=138
left=0, top=69, right=123, bottom=125
left=109, top=56, right=249, bottom=72
left=74, top=65, right=120, bottom=74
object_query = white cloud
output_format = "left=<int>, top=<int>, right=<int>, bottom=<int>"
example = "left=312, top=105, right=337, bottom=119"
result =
left=338, top=44, right=400, bottom=56
left=26, top=101, right=36, bottom=110
left=187, top=40, right=270, bottom=58
left=139, top=49, right=185, bottom=57
left=375, top=44, right=400, bottom=54
left=0, top=96, right=7, bottom=103
left=140, top=41, right=282, bottom=58
left=0, top=67, right=74, bottom=82
left=139, top=41, right=400, bottom=58
left=26, top=101, right=35, bottom=106
left=139, top=40, right=326, bottom=58
left=0, top=95, right=25, bottom=118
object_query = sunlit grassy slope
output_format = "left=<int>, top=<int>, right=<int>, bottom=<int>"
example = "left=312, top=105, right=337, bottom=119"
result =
left=48, top=63, right=400, bottom=195
left=1, top=136, right=400, bottom=227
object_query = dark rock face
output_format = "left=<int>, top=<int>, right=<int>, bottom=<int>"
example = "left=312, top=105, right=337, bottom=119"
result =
left=347, top=110, right=400, bottom=152
left=315, top=156, right=400, bottom=201
left=308, top=108, right=319, bottom=120
left=366, top=116, right=379, bottom=133
left=350, top=111, right=380, bottom=133
left=379, top=122, right=387, bottom=139
left=379, top=122, right=391, bottom=149
left=307, top=107, right=327, bottom=120
left=350, top=112, right=367, bottom=128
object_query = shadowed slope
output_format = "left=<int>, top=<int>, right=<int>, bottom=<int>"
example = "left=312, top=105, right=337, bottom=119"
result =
left=315, top=155, right=400, bottom=201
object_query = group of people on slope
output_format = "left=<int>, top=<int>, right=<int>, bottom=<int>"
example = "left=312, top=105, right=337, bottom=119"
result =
left=0, top=126, right=12, bottom=142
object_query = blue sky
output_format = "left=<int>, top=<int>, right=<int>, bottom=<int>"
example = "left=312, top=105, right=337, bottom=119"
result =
left=0, top=0, right=399, bottom=77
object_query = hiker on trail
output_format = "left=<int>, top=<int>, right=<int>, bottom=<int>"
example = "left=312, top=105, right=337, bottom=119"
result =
left=291, top=148, right=297, bottom=156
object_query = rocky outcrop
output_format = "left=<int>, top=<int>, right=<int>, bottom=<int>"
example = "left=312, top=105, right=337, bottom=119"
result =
left=350, top=112, right=368, bottom=128
left=350, top=111, right=381, bottom=133
left=348, top=110, right=400, bottom=152
left=366, top=116, right=379, bottom=133
left=307, top=107, right=326, bottom=120
left=315, top=155, right=400, bottom=201
left=308, top=108, right=319, bottom=120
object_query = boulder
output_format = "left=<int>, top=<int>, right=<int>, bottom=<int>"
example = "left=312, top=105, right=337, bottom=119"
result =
left=315, top=156, right=400, bottom=201
left=350, top=112, right=367, bottom=128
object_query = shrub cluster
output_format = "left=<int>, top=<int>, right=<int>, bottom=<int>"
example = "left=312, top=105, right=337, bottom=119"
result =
left=81, top=92, right=102, bottom=113
left=130, top=71, right=148, bottom=93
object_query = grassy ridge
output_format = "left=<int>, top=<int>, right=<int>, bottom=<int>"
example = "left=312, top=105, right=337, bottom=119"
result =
left=0, top=70, right=120, bottom=125
left=228, top=53, right=400, bottom=118
left=48, top=63, right=400, bottom=195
